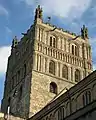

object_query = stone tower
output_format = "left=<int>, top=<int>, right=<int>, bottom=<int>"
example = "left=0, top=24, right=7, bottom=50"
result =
left=1, top=5, right=93, bottom=119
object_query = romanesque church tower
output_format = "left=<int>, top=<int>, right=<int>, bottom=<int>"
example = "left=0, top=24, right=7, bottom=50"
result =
left=1, top=5, right=93, bottom=119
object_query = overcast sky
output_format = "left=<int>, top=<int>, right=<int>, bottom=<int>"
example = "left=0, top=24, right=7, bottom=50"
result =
left=0, top=0, right=96, bottom=105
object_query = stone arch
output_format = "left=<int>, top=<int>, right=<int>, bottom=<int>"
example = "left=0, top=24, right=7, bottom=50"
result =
left=83, top=91, right=91, bottom=106
left=71, top=98, right=76, bottom=113
left=49, top=60, right=55, bottom=75
left=62, top=65, right=68, bottom=79
left=75, top=69, right=80, bottom=82
left=76, top=88, right=92, bottom=110
left=71, top=43, right=79, bottom=56
left=49, top=34, right=57, bottom=48
left=66, top=102, right=70, bottom=116
left=53, top=105, right=65, bottom=120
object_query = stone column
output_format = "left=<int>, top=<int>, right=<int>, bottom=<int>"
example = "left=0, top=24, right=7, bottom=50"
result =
left=72, top=67, right=75, bottom=82
left=34, top=41, right=38, bottom=51
left=66, top=40, right=69, bottom=52
left=60, top=38, right=62, bottom=50
left=80, top=70, right=83, bottom=80
left=62, top=38, right=64, bottom=51
left=64, top=38, right=66, bottom=52
left=35, top=26, right=39, bottom=40
left=55, top=61, right=58, bottom=77
left=79, top=45, right=82, bottom=57
left=42, top=29, right=44, bottom=42
left=46, top=58, right=50, bottom=73
left=41, top=55, right=43, bottom=72
left=42, top=57, right=45, bottom=72
left=60, top=63, right=63, bottom=78
left=33, top=52, right=37, bottom=70
left=68, top=66, right=71, bottom=81
left=47, top=32, right=50, bottom=46
left=43, top=30, right=46, bottom=44
left=83, top=44, right=87, bottom=59
left=40, top=28, right=42, bottom=41
left=70, top=67, right=73, bottom=81
left=38, top=55, right=41, bottom=71
left=57, top=37, right=61, bottom=49
left=42, top=57, right=47, bottom=73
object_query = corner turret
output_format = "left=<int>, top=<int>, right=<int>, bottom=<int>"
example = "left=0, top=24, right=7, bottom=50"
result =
left=81, top=25, right=89, bottom=40
left=34, top=5, right=43, bottom=23
left=11, top=36, right=18, bottom=49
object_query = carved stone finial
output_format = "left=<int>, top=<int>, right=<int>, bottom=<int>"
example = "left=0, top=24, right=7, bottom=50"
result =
left=85, top=27, right=88, bottom=38
left=35, top=5, right=43, bottom=20
left=81, top=25, right=89, bottom=39
left=12, top=36, right=18, bottom=48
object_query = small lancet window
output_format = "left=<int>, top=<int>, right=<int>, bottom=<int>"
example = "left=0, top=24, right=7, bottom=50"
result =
left=50, top=82, right=57, bottom=94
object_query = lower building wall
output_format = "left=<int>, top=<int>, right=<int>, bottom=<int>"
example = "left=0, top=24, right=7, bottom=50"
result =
left=77, top=110, right=96, bottom=120
left=29, top=70, right=75, bottom=117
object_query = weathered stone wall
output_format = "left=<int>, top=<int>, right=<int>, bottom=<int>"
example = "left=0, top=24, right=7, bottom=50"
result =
left=29, top=70, right=75, bottom=117
left=28, top=71, right=96, bottom=120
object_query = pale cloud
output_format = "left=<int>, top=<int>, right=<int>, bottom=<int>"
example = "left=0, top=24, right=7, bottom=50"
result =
left=0, top=5, right=8, bottom=16
left=0, top=46, right=11, bottom=74
left=20, top=0, right=35, bottom=6
left=21, top=0, right=91, bottom=20
left=90, top=37, right=96, bottom=71
left=5, top=27, right=12, bottom=34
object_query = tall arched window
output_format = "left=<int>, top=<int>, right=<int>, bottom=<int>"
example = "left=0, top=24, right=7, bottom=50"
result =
left=62, top=65, right=68, bottom=79
left=49, top=60, right=55, bottom=75
left=50, top=37, right=52, bottom=46
left=72, top=45, right=74, bottom=55
left=75, top=69, right=80, bottom=82
left=49, top=36, right=57, bottom=48
left=50, top=82, right=57, bottom=94
left=71, top=45, right=79, bottom=56
left=75, top=46, right=79, bottom=56
left=53, top=38, right=56, bottom=48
